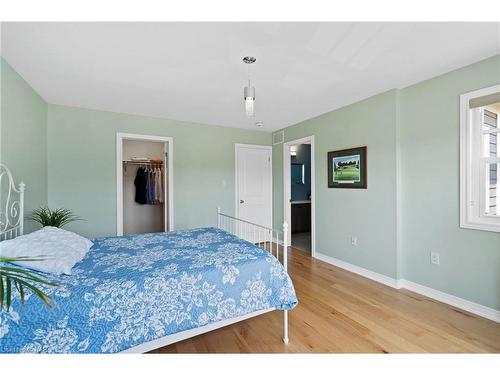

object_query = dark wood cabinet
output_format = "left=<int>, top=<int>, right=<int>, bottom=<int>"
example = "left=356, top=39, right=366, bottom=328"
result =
left=291, top=202, right=311, bottom=233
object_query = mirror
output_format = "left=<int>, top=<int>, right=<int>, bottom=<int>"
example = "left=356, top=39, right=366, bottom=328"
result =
left=291, top=163, right=305, bottom=184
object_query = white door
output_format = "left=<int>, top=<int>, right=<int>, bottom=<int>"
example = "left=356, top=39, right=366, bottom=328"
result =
left=236, top=145, right=272, bottom=229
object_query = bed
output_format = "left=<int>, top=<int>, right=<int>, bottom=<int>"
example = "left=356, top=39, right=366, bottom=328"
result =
left=0, top=164, right=297, bottom=353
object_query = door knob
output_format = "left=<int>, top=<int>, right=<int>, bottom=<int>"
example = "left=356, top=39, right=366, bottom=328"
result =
left=240, top=200, right=244, bottom=204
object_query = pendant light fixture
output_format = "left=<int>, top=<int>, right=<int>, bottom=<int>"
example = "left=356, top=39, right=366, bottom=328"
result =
left=243, top=56, right=256, bottom=117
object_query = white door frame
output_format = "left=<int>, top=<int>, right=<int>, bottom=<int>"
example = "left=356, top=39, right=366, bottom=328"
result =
left=283, top=136, right=316, bottom=257
left=235, top=144, right=273, bottom=227
left=116, top=132, right=174, bottom=236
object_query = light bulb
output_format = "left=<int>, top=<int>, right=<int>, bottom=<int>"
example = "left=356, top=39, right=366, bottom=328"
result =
left=245, top=97, right=254, bottom=117
left=244, top=85, right=255, bottom=117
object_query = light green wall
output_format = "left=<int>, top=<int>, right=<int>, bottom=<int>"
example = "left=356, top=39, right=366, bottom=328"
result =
left=273, top=90, right=399, bottom=278
left=47, top=104, right=270, bottom=238
left=399, top=55, right=500, bottom=309
left=0, top=58, right=48, bottom=233
left=274, top=55, right=499, bottom=310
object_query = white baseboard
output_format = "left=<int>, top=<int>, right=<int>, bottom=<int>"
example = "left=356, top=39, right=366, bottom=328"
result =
left=314, top=252, right=500, bottom=323
left=314, top=252, right=399, bottom=288
left=397, top=279, right=500, bottom=323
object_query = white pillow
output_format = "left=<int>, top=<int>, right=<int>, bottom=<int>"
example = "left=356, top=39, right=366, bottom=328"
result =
left=0, top=226, right=93, bottom=275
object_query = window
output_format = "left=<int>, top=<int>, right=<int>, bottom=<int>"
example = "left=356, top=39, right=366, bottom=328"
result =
left=460, top=85, right=500, bottom=232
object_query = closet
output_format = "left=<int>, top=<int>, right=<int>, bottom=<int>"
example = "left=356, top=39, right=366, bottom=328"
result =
left=121, top=139, right=168, bottom=235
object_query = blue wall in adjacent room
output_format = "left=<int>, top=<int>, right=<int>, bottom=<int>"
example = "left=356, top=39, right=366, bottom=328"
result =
left=291, top=144, right=311, bottom=201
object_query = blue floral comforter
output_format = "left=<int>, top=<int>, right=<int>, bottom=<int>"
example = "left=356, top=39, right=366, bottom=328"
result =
left=0, top=227, right=297, bottom=353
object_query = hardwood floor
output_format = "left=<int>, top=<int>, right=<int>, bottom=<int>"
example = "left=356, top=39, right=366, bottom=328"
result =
left=150, top=247, right=500, bottom=353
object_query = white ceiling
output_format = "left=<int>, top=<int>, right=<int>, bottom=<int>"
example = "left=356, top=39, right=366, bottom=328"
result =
left=2, top=22, right=499, bottom=132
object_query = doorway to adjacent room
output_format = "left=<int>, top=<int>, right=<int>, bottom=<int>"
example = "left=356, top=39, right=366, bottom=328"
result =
left=283, top=136, right=315, bottom=256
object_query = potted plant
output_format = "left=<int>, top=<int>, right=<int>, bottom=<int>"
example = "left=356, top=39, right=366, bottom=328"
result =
left=0, top=206, right=78, bottom=311
left=28, top=207, right=81, bottom=228
left=0, top=207, right=80, bottom=310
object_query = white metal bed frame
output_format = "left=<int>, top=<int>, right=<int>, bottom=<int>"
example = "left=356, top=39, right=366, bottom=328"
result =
left=121, top=208, right=290, bottom=353
left=0, top=164, right=25, bottom=241
left=0, top=164, right=291, bottom=353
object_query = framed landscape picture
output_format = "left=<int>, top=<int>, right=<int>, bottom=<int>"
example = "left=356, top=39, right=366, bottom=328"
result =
left=327, top=146, right=367, bottom=189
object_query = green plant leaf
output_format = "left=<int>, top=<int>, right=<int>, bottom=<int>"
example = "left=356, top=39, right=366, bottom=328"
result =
left=6, top=278, right=11, bottom=311
left=14, top=280, right=25, bottom=303
left=0, top=267, right=57, bottom=286
left=0, top=256, right=49, bottom=262
left=27, top=207, right=82, bottom=228
left=10, top=277, right=53, bottom=307
left=0, top=277, right=4, bottom=309
left=0, top=257, right=57, bottom=311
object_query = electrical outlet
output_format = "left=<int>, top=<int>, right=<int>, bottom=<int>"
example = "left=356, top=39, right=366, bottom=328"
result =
left=350, top=236, right=358, bottom=246
left=430, top=252, right=440, bottom=265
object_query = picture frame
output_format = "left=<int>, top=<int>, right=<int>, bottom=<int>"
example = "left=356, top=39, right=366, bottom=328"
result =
left=327, top=146, right=367, bottom=189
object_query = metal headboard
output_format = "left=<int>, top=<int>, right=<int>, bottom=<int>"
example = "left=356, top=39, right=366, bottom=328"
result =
left=0, top=163, right=25, bottom=241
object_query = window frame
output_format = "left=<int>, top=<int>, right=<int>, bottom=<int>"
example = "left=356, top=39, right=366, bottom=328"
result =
left=460, top=84, right=500, bottom=232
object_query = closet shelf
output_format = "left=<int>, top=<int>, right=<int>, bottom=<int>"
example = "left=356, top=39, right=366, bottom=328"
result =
left=122, top=160, right=163, bottom=166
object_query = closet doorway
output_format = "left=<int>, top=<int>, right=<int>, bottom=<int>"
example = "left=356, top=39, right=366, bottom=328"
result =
left=116, top=133, right=174, bottom=236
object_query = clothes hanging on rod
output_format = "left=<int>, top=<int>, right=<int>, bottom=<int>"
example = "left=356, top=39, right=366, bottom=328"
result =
left=161, top=167, right=165, bottom=203
left=133, top=164, right=164, bottom=205
left=134, top=167, right=148, bottom=204
left=154, top=168, right=163, bottom=204
left=146, top=167, right=154, bottom=204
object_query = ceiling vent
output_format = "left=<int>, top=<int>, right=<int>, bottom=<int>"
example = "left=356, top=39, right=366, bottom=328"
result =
left=272, top=130, right=284, bottom=145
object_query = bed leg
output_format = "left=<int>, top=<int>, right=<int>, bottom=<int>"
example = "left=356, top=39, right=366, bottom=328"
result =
left=283, top=310, right=289, bottom=344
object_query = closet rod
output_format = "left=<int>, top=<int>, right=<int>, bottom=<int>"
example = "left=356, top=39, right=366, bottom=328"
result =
left=122, top=160, right=163, bottom=166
